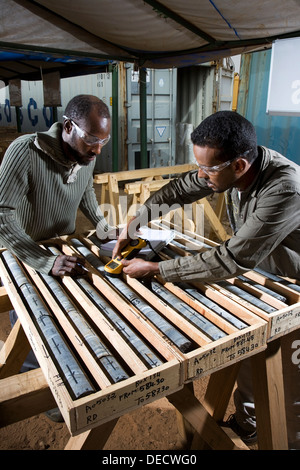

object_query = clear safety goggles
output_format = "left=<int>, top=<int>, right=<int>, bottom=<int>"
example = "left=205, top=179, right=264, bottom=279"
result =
left=195, top=150, right=251, bottom=175
left=63, top=116, right=111, bottom=147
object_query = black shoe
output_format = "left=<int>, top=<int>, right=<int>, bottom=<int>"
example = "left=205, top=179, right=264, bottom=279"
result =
left=44, top=407, right=64, bottom=423
left=223, top=414, right=257, bottom=444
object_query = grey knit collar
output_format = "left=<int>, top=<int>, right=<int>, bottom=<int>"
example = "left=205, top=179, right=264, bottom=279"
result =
left=34, top=122, right=82, bottom=183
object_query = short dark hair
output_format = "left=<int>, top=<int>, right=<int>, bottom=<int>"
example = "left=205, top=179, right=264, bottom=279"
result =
left=64, top=94, right=110, bottom=122
left=191, top=111, right=258, bottom=163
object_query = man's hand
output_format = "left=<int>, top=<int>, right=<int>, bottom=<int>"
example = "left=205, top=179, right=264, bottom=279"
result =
left=112, top=216, right=140, bottom=259
left=121, top=258, right=160, bottom=278
left=111, top=233, right=130, bottom=259
left=51, top=254, right=87, bottom=277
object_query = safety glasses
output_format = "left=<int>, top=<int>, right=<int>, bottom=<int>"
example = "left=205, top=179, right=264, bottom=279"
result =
left=63, top=116, right=111, bottom=147
left=195, top=150, right=251, bottom=175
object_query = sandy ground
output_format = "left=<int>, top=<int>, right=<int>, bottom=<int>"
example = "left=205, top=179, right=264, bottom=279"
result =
left=0, top=190, right=240, bottom=451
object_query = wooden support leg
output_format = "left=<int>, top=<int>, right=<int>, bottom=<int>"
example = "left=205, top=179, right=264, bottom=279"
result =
left=0, top=368, right=56, bottom=426
left=192, top=201, right=204, bottom=235
left=108, top=174, right=121, bottom=225
left=0, top=319, right=31, bottom=378
left=0, top=285, right=13, bottom=312
left=204, top=362, right=241, bottom=421
left=190, top=363, right=242, bottom=450
left=191, top=362, right=247, bottom=450
left=65, top=418, right=119, bottom=450
left=200, top=198, right=228, bottom=241
left=175, top=382, right=196, bottom=447
left=140, top=183, right=150, bottom=205
left=251, top=338, right=288, bottom=450
left=100, top=183, right=108, bottom=206
left=175, top=409, right=194, bottom=447
left=208, top=194, right=227, bottom=240
left=167, top=384, right=243, bottom=450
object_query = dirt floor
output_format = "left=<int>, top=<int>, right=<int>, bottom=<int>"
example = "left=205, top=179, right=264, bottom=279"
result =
left=0, top=189, right=241, bottom=451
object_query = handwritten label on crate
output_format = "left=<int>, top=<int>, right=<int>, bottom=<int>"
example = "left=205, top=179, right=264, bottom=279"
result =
left=75, top=361, right=182, bottom=431
left=269, top=304, right=300, bottom=339
left=187, top=325, right=266, bottom=379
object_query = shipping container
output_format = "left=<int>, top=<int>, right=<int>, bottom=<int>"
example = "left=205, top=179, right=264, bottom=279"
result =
left=0, top=60, right=235, bottom=171
left=175, top=59, right=235, bottom=164
left=237, top=50, right=300, bottom=165
left=126, top=65, right=176, bottom=169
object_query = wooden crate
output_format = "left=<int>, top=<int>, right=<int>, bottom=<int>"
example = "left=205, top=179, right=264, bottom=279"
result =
left=240, top=271, right=300, bottom=341
left=153, top=220, right=300, bottom=343
left=0, top=247, right=183, bottom=436
left=1, top=229, right=280, bottom=436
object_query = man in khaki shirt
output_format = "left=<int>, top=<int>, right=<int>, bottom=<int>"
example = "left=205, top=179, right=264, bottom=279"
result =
left=113, top=111, right=300, bottom=448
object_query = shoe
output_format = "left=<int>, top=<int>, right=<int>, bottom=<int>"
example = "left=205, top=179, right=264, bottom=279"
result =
left=223, top=414, right=257, bottom=444
left=44, top=407, right=64, bottom=423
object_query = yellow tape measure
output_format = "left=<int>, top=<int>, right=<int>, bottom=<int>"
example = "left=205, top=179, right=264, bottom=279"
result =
left=104, top=238, right=147, bottom=276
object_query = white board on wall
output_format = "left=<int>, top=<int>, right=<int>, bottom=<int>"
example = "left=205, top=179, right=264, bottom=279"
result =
left=267, top=38, right=300, bottom=116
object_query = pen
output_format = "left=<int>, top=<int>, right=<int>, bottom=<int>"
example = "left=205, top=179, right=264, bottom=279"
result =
left=76, top=262, right=89, bottom=272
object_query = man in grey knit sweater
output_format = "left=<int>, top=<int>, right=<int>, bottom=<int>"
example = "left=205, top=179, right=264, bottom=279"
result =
left=0, top=95, right=114, bottom=401
left=0, top=94, right=113, bottom=276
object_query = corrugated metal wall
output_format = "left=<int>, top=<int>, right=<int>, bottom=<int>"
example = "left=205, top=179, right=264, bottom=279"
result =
left=237, top=50, right=300, bottom=165
left=176, top=63, right=234, bottom=163
left=176, top=65, right=216, bottom=130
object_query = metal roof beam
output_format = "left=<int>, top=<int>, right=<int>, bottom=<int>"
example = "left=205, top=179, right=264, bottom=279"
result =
left=0, top=41, right=129, bottom=64
left=142, top=0, right=216, bottom=43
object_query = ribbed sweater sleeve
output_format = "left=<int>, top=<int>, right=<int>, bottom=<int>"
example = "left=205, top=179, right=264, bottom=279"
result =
left=79, top=173, right=112, bottom=234
left=0, top=135, right=57, bottom=273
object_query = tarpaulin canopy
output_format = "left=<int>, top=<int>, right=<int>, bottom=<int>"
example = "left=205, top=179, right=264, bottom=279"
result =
left=1, top=0, right=300, bottom=82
